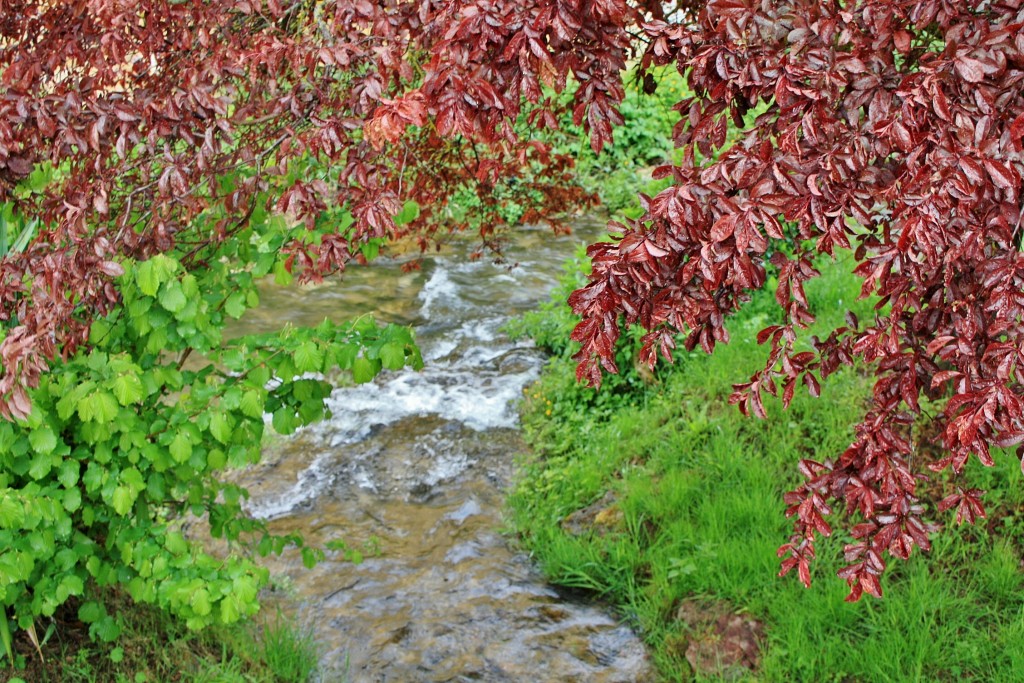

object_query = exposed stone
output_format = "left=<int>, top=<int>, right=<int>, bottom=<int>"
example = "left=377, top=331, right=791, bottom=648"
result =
left=561, top=491, right=623, bottom=536
left=675, top=598, right=765, bottom=680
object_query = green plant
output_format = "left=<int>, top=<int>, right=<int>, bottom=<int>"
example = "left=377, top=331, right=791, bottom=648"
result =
left=3, top=585, right=324, bottom=682
left=513, top=255, right=1024, bottom=681
left=0, top=182, right=422, bottom=663
left=258, top=613, right=319, bottom=683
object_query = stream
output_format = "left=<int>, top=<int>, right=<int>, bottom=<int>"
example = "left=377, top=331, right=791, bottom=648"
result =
left=232, top=222, right=654, bottom=682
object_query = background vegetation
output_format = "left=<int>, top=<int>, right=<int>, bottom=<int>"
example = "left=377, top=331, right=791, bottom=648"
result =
left=1, top=594, right=321, bottom=683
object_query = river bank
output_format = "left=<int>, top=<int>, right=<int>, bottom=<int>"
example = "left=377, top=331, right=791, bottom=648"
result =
left=509, top=253, right=1024, bottom=681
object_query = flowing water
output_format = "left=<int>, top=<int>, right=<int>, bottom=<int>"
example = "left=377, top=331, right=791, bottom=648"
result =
left=233, top=223, right=654, bottom=682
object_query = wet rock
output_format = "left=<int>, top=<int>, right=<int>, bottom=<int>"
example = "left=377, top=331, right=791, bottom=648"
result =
left=561, top=491, right=624, bottom=536
left=675, top=598, right=765, bottom=680
left=445, top=541, right=482, bottom=565
left=496, top=348, right=544, bottom=375
left=388, top=623, right=412, bottom=644
left=537, top=604, right=570, bottom=623
left=408, top=480, right=437, bottom=501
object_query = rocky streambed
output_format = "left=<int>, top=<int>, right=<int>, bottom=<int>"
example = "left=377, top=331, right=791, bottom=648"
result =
left=233, top=224, right=655, bottom=682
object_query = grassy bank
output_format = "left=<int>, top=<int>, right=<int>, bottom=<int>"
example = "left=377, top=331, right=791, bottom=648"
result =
left=1, top=589, right=320, bottom=683
left=508, top=253, right=1024, bottom=681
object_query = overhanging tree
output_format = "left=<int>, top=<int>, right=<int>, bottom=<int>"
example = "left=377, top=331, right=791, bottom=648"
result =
left=569, top=0, right=1024, bottom=600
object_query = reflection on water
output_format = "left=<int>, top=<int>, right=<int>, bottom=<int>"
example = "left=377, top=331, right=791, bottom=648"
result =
left=234, top=223, right=653, bottom=682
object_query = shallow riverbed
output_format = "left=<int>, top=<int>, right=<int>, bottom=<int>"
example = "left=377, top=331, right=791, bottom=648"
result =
left=233, top=223, right=653, bottom=682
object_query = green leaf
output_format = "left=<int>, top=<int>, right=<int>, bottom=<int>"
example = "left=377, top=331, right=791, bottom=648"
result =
left=79, top=391, right=119, bottom=424
left=96, top=390, right=120, bottom=423
left=190, top=589, right=212, bottom=617
left=89, top=318, right=112, bottom=345
left=224, top=292, right=246, bottom=319
left=29, top=426, right=57, bottom=454
left=209, top=412, right=232, bottom=445
left=92, top=615, right=121, bottom=643
left=294, top=341, right=324, bottom=373
left=394, top=200, right=420, bottom=225
left=360, top=240, right=380, bottom=261
left=111, top=373, right=144, bottom=406
left=121, top=467, right=145, bottom=493
left=56, top=381, right=94, bottom=421
left=334, top=343, right=357, bottom=369
left=379, top=342, right=406, bottom=371
left=169, top=432, right=192, bottom=464
left=165, top=532, right=188, bottom=556
left=28, top=453, right=53, bottom=480
left=207, top=449, right=226, bottom=470
left=60, top=574, right=84, bottom=597
left=220, top=595, right=240, bottom=624
left=58, top=460, right=79, bottom=488
left=111, top=486, right=134, bottom=516
left=62, top=488, right=82, bottom=512
left=78, top=601, right=104, bottom=623
left=136, top=259, right=161, bottom=296
left=159, top=280, right=187, bottom=313
left=352, top=356, right=379, bottom=384
left=0, top=495, right=24, bottom=528
left=273, top=260, right=293, bottom=286
left=271, top=408, right=297, bottom=436
left=82, top=463, right=105, bottom=493
left=239, top=390, right=265, bottom=419
left=301, top=546, right=319, bottom=569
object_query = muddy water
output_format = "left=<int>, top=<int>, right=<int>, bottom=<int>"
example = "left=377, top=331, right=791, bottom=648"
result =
left=234, top=224, right=653, bottom=682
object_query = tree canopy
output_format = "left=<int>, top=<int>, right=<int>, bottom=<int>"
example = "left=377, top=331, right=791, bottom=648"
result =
left=568, top=0, right=1024, bottom=600
left=2, top=0, right=1024, bottom=612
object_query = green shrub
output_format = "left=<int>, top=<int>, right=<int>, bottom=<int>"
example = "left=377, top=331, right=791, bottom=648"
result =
left=0, top=174, right=422, bottom=667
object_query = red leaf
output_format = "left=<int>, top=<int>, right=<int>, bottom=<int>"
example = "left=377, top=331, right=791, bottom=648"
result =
left=803, top=372, right=821, bottom=398
left=710, top=214, right=736, bottom=243
left=955, top=55, right=987, bottom=83
left=98, top=261, right=124, bottom=277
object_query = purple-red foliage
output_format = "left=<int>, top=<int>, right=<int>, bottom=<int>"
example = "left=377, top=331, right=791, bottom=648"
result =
left=0, top=0, right=640, bottom=417
left=569, top=0, right=1024, bottom=599
left=5, top=0, right=1024, bottom=599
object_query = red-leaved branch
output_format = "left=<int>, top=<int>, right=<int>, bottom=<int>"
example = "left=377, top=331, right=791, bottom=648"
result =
left=0, top=0, right=641, bottom=417
left=570, top=0, right=1024, bottom=599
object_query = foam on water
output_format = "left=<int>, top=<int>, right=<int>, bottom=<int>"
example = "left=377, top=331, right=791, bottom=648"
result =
left=417, top=266, right=459, bottom=319
left=246, top=260, right=546, bottom=519
left=319, top=365, right=538, bottom=434
left=246, top=450, right=336, bottom=520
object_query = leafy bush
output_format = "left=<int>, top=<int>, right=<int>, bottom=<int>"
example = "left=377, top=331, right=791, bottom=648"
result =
left=0, top=187, right=421, bottom=665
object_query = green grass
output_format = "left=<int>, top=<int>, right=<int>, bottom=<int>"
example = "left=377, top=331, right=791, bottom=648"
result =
left=0, top=590, right=322, bottom=683
left=509, top=254, right=1024, bottom=682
